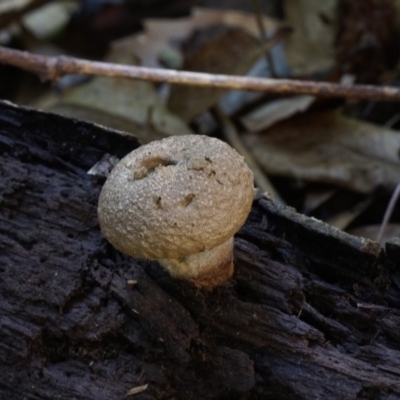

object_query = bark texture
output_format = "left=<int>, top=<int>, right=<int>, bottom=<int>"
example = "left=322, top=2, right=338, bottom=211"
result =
left=1, top=100, right=400, bottom=399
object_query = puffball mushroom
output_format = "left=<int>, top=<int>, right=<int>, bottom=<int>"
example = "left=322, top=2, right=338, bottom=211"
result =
left=97, top=135, right=255, bottom=289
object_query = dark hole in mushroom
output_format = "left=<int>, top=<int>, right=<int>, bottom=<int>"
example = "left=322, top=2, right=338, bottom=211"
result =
left=182, top=193, right=195, bottom=207
left=153, top=195, right=162, bottom=208
left=141, top=157, right=177, bottom=172
left=187, top=156, right=211, bottom=171
left=133, top=157, right=177, bottom=180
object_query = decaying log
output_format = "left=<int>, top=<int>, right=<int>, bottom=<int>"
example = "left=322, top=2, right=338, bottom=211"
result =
left=1, top=100, right=400, bottom=399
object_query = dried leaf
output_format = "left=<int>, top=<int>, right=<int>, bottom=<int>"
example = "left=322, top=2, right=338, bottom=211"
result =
left=112, top=8, right=281, bottom=121
left=168, top=27, right=269, bottom=121
left=47, top=53, right=193, bottom=143
left=243, top=111, right=400, bottom=193
left=22, top=2, right=77, bottom=40
left=284, top=0, right=336, bottom=74
left=240, top=95, right=315, bottom=132
left=0, top=0, right=31, bottom=14
left=112, top=8, right=280, bottom=69
left=126, top=384, right=148, bottom=396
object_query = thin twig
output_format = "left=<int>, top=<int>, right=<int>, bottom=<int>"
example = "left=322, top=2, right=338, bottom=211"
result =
left=251, top=0, right=277, bottom=77
left=377, top=182, right=400, bottom=244
left=213, top=106, right=284, bottom=204
left=1, top=46, right=400, bottom=101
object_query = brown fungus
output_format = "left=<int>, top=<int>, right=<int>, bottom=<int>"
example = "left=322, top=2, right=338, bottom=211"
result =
left=97, top=135, right=255, bottom=289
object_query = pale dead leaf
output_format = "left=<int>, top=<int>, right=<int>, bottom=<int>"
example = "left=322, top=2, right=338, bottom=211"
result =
left=240, top=95, right=315, bottom=132
left=126, top=384, right=148, bottom=396
left=112, top=8, right=280, bottom=69
left=22, top=1, right=77, bottom=40
left=168, top=27, right=271, bottom=121
left=284, top=0, right=337, bottom=75
left=243, top=111, right=400, bottom=193
left=47, top=52, right=193, bottom=143
left=0, top=0, right=31, bottom=14
left=112, top=8, right=281, bottom=122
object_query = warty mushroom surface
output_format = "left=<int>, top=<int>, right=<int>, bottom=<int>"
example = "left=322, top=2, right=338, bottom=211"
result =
left=98, top=134, right=255, bottom=289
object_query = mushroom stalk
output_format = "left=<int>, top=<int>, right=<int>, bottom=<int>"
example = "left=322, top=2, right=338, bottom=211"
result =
left=160, top=238, right=234, bottom=288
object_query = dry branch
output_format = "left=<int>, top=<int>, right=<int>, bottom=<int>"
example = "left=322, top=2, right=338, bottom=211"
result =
left=1, top=45, right=400, bottom=101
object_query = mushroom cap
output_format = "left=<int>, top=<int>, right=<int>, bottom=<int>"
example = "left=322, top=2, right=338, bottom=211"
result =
left=98, top=135, right=255, bottom=260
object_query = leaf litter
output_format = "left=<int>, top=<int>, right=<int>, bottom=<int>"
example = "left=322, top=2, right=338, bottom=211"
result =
left=3, top=1, right=400, bottom=244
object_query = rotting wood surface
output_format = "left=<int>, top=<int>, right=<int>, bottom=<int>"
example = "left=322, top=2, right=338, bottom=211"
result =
left=1, top=100, right=400, bottom=400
